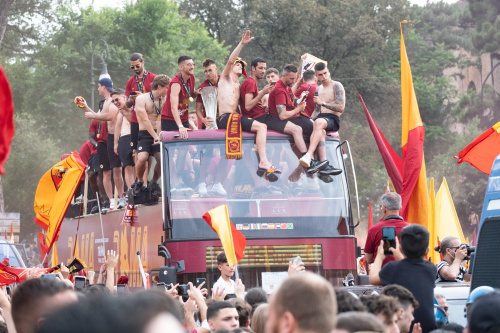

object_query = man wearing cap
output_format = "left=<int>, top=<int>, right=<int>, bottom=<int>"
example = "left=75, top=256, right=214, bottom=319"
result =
left=217, top=30, right=280, bottom=179
left=83, top=78, right=126, bottom=210
left=161, top=55, right=197, bottom=139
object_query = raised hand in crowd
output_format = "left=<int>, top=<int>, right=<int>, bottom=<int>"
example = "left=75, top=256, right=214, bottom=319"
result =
left=0, top=286, right=16, bottom=333
left=97, top=264, right=106, bottom=284
left=104, top=250, right=119, bottom=293
left=60, top=263, right=69, bottom=280
left=412, top=322, right=422, bottom=333
left=288, top=256, right=305, bottom=275
left=87, top=270, right=95, bottom=285
left=183, top=298, right=198, bottom=329
left=235, top=279, right=245, bottom=299
left=211, top=286, right=228, bottom=302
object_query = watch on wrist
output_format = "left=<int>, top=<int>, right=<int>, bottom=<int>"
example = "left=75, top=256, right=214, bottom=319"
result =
left=322, top=102, right=326, bottom=107
left=178, top=124, right=184, bottom=128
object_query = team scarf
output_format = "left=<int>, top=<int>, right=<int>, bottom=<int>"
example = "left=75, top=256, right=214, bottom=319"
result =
left=225, top=113, right=242, bottom=159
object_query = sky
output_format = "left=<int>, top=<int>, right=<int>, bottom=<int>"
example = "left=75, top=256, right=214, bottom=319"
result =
left=80, top=0, right=459, bottom=10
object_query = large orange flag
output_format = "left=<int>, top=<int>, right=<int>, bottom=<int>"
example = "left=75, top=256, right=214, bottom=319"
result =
left=33, top=151, right=86, bottom=252
left=455, top=121, right=500, bottom=175
left=202, top=205, right=246, bottom=267
left=399, top=21, right=429, bottom=231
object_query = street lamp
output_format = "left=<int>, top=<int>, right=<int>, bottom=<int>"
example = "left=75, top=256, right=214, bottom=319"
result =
left=90, top=39, right=110, bottom=112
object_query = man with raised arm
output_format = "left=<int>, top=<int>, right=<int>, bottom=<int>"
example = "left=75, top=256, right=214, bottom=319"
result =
left=133, top=75, right=170, bottom=196
left=83, top=78, right=126, bottom=210
left=161, top=55, right=197, bottom=139
left=299, top=62, right=343, bottom=176
left=217, top=30, right=280, bottom=178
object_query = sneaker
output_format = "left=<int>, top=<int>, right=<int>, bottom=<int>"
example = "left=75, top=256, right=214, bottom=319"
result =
left=151, top=182, right=161, bottom=197
left=101, top=200, right=110, bottom=213
left=133, top=181, right=144, bottom=196
left=90, top=205, right=99, bottom=214
left=307, top=159, right=328, bottom=174
left=319, top=163, right=343, bottom=176
left=75, top=194, right=83, bottom=204
left=299, top=153, right=312, bottom=168
left=210, top=182, right=227, bottom=196
left=197, top=182, right=208, bottom=195
left=109, top=198, right=115, bottom=210
left=117, top=197, right=127, bottom=209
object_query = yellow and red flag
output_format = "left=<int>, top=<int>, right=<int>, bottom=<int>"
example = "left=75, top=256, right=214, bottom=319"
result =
left=202, top=205, right=246, bottom=267
left=0, top=262, right=53, bottom=286
left=455, top=121, right=500, bottom=175
left=0, top=65, right=14, bottom=175
left=368, top=202, right=373, bottom=229
left=33, top=151, right=86, bottom=252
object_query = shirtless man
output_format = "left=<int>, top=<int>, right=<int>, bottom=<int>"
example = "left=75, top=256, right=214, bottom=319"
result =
left=112, top=90, right=135, bottom=201
left=133, top=74, right=170, bottom=196
left=83, top=78, right=126, bottom=209
left=299, top=62, right=343, bottom=176
left=261, top=67, right=279, bottom=109
left=217, top=30, right=280, bottom=178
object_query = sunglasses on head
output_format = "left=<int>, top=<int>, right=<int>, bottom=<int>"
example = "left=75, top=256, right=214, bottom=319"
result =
left=130, top=64, right=142, bottom=69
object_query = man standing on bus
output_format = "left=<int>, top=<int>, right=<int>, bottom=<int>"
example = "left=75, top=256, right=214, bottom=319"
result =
left=364, top=192, right=409, bottom=267
left=217, top=30, right=280, bottom=179
left=299, top=62, right=344, bottom=176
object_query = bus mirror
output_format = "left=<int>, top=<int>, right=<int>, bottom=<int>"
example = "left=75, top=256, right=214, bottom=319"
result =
left=176, top=260, right=185, bottom=273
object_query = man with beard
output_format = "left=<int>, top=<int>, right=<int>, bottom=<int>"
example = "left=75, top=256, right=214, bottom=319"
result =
left=133, top=74, right=170, bottom=196
left=83, top=78, right=126, bottom=209
left=112, top=90, right=136, bottom=199
left=161, top=55, right=197, bottom=139
left=217, top=30, right=280, bottom=179
left=261, top=67, right=279, bottom=109
left=299, top=62, right=343, bottom=176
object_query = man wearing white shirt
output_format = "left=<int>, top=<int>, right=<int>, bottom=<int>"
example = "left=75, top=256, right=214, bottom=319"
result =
left=212, top=252, right=236, bottom=295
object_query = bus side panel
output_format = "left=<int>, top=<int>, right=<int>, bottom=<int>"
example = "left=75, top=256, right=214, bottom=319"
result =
left=57, top=205, right=164, bottom=288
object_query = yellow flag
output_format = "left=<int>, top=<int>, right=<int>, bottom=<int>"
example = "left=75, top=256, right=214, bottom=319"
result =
left=435, top=177, right=466, bottom=249
left=51, top=243, right=59, bottom=267
left=428, top=178, right=440, bottom=263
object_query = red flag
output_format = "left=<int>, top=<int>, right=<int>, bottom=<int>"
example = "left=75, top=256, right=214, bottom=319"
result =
left=455, top=121, right=500, bottom=175
left=0, top=262, right=52, bottom=285
left=202, top=205, right=246, bottom=266
left=0, top=65, right=15, bottom=175
left=368, top=201, right=373, bottom=229
left=359, top=95, right=403, bottom=193
left=38, top=230, right=49, bottom=261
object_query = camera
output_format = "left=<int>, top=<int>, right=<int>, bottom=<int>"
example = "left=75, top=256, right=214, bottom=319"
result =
left=460, top=243, right=476, bottom=261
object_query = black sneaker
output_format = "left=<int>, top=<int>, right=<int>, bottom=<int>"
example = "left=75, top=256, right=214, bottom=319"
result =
left=133, top=181, right=144, bottom=196
left=101, top=200, right=110, bottom=213
left=319, top=163, right=343, bottom=176
left=151, top=182, right=161, bottom=197
left=307, top=159, right=328, bottom=174
left=90, top=205, right=99, bottom=214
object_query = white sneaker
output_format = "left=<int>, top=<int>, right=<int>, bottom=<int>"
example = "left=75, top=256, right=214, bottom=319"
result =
left=210, top=182, right=227, bottom=196
left=299, top=153, right=312, bottom=168
left=117, top=197, right=127, bottom=209
left=197, top=182, right=208, bottom=195
left=109, top=199, right=115, bottom=210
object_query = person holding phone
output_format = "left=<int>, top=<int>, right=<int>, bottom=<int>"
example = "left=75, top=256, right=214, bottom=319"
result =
left=364, top=192, right=410, bottom=268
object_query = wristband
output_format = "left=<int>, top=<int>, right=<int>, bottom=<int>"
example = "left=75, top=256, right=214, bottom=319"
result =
left=178, top=124, right=184, bottom=128
left=322, top=102, right=326, bottom=107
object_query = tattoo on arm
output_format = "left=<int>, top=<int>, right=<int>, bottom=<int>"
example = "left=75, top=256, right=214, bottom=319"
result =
left=277, top=105, right=286, bottom=116
left=334, top=82, right=345, bottom=102
left=314, top=103, right=321, bottom=113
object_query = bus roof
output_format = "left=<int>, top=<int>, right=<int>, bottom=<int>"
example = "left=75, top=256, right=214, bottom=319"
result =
left=160, top=129, right=340, bottom=141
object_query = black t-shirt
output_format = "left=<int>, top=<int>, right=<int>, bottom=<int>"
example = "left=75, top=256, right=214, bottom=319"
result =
left=379, top=258, right=437, bottom=333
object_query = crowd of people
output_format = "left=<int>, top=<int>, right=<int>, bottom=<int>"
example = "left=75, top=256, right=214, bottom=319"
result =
left=77, top=30, right=344, bottom=212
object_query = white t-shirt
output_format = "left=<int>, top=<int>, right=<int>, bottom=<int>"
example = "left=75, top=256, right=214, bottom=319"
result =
left=212, top=276, right=235, bottom=295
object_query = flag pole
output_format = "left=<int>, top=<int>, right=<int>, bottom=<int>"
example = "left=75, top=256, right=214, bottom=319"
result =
left=96, top=193, right=106, bottom=255
left=234, top=264, right=240, bottom=280
left=137, top=251, right=148, bottom=290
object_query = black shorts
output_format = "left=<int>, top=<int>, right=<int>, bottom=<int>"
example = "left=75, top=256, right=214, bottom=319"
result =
left=97, top=142, right=110, bottom=171
left=88, top=153, right=100, bottom=173
left=217, top=113, right=254, bottom=132
left=106, top=134, right=122, bottom=169
left=137, top=130, right=160, bottom=156
left=289, top=115, right=314, bottom=136
left=118, top=134, right=135, bottom=167
left=316, top=113, right=340, bottom=132
left=254, top=114, right=288, bottom=133
left=130, top=121, right=139, bottom=150
left=161, top=119, right=190, bottom=131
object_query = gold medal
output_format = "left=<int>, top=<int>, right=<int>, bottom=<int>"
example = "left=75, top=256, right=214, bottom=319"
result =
left=97, top=134, right=100, bottom=138
left=126, top=121, right=130, bottom=125
left=157, top=115, right=161, bottom=122
left=189, top=97, right=194, bottom=102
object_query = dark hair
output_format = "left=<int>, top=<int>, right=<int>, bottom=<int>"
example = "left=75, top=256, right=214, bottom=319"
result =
left=151, top=74, right=171, bottom=90
left=302, top=70, right=316, bottom=82
left=382, top=284, right=419, bottom=310
left=441, top=323, right=465, bottom=333
left=265, top=68, right=279, bottom=76
left=233, top=328, right=253, bottom=333
left=360, top=294, right=399, bottom=326
left=335, top=289, right=367, bottom=313
left=229, top=298, right=252, bottom=327
left=399, top=224, right=430, bottom=258
left=0, top=322, right=7, bottom=333
left=251, top=58, right=266, bottom=69
left=110, top=89, right=125, bottom=97
left=203, top=58, right=216, bottom=67
left=282, top=64, right=297, bottom=74
left=178, top=55, right=192, bottom=65
left=84, top=284, right=111, bottom=296
left=434, top=237, right=459, bottom=255
left=217, top=252, right=228, bottom=265
left=98, top=99, right=105, bottom=111
left=130, top=53, right=144, bottom=62
left=245, top=287, right=267, bottom=308
left=314, top=62, right=327, bottom=71
left=336, top=311, right=386, bottom=333
left=12, top=278, right=74, bottom=332
left=207, top=301, right=236, bottom=321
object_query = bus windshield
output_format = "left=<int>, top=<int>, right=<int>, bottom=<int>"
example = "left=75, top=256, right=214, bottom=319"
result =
left=163, top=137, right=351, bottom=240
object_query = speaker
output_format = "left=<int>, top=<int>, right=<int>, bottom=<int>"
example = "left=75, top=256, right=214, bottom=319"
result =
left=470, top=217, right=500, bottom=291
left=158, top=266, right=177, bottom=285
